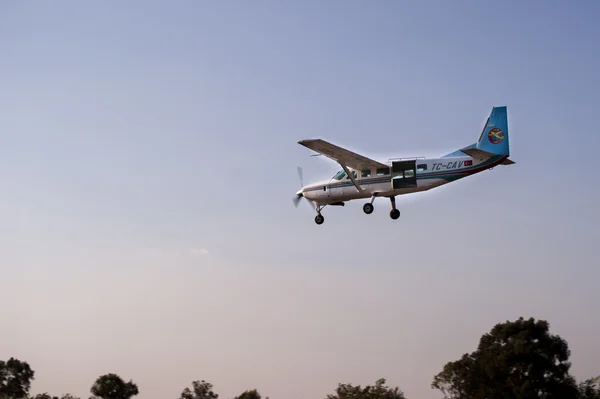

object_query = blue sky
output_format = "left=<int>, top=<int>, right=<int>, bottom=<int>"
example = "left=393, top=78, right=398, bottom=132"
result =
left=1, top=1, right=599, bottom=398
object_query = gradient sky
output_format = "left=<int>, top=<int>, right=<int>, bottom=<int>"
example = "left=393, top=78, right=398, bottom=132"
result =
left=2, top=1, right=599, bottom=398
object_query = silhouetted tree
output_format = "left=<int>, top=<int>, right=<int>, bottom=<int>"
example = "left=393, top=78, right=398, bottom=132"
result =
left=32, top=394, right=58, bottom=399
left=431, top=317, right=580, bottom=399
left=578, top=377, right=600, bottom=399
left=179, top=380, right=218, bottom=399
left=232, top=389, right=267, bottom=399
left=0, top=357, right=35, bottom=399
left=90, top=373, right=138, bottom=399
left=31, top=394, right=79, bottom=399
left=326, top=378, right=406, bottom=399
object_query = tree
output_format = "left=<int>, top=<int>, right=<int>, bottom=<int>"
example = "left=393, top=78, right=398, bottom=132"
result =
left=32, top=394, right=58, bottom=399
left=31, top=394, right=80, bottom=399
left=326, top=378, right=406, bottom=399
left=178, top=380, right=218, bottom=399
left=431, top=317, right=580, bottom=399
left=578, top=377, right=600, bottom=399
left=232, top=389, right=266, bottom=399
left=0, top=357, right=35, bottom=399
left=90, top=373, right=138, bottom=399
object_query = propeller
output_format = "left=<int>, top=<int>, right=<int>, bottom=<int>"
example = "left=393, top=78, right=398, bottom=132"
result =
left=293, top=192, right=303, bottom=207
left=297, top=166, right=304, bottom=187
left=293, top=166, right=314, bottom=209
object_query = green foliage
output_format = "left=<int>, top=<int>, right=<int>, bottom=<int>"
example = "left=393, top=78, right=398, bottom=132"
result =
left=431, top=317, right=580, bottom=399
left=179, top=380, right=218, bottom=399
left=232, top=389, right=266, bottom=399
left=0, top=357, right=35, bottom=399
left=90, top=373, right=139, bottom=399
left=326, top=378, right=406, bottom=399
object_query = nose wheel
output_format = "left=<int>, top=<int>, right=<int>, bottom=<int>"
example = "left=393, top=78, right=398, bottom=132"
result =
left=314, top=204, right=326, bottom=225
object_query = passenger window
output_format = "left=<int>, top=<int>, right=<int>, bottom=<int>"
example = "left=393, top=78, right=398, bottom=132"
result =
left=404, top=169, right=414, bottom=178
left=376, top=167, right=389, bottom=176
left=417, top=164, right=427, bottom=171
left=361, top=169, right=371, bottom=178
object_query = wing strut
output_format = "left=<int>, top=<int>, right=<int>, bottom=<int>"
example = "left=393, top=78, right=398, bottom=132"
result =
left=340, top=164, right=363, bottom=193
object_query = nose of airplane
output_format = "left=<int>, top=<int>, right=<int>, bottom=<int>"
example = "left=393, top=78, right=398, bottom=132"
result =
left=293, top=188, right=305, bottom=207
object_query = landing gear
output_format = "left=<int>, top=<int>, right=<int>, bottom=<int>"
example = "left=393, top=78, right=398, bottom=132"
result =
left=314, top=204, right=326, bottom=225
left=389, top=196, right=400, bottom=220
left=363, top=194, right=377, bottom=215
left=309, top=196, right=400, bottom=224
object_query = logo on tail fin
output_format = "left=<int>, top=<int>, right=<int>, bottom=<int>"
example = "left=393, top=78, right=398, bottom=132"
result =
left=488, top=128, right=504, bottom=144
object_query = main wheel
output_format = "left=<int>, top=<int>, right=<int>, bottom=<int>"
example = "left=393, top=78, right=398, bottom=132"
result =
left=315, top=214, right=325, bottom=225
left=390, top=209, right=400, bottom=220
left=363, top=203, right=374, bottom=214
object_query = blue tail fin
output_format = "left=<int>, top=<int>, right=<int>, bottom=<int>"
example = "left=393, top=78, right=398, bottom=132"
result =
left=475, top=106, right=509, bottom=156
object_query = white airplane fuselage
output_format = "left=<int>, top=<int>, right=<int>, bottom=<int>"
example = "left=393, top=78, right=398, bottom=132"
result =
left=294, top=106, right=513, bottom=224
left=299, top=153, right=508, bottom=205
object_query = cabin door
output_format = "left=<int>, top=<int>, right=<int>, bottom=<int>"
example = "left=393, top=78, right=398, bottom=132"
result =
left=391, top=160, right=417, bottom=189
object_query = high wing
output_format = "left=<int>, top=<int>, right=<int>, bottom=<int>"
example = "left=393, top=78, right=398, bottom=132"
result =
left=298, top=139, right=388, bottom=171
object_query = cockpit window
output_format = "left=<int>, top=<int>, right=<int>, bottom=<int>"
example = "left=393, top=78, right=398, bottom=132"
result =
left=333, top=170, right=346, bottom=180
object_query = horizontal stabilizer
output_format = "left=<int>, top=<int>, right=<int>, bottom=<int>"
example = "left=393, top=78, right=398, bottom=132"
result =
left=461, top=147, right=515, bottom=165
left=460, top=147, right=497, bottom=161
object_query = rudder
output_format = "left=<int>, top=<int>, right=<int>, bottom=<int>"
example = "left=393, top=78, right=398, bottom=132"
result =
left=476, top=106, right=509, bottom=156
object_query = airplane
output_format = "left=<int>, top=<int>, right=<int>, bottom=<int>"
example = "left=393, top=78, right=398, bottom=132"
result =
left=293, top=106, right=514, bottom=225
